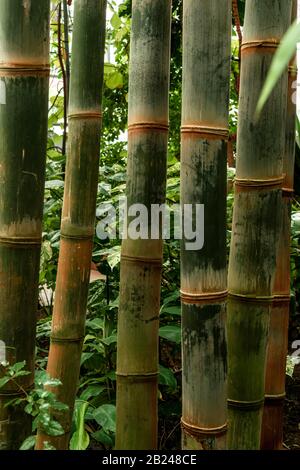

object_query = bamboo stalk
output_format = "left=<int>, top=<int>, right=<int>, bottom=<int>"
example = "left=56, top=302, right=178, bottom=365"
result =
left=180, top=0, right=231, bottom=450
left=227, top=0, right=292, bottom=449
left=261, top=0, right=297, bottom=450
left=35, top=0, right=106, bottom=450
left=115, top=0, right=171, bottom=450
left=0, top=0, right=50, bottom=450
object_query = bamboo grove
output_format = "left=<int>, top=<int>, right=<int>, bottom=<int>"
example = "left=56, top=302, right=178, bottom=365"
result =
left=0, top=0, right=298, bottom=451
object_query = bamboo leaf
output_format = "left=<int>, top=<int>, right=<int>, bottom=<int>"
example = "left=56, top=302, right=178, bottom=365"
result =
left=256, top=19, right=300, bottom=115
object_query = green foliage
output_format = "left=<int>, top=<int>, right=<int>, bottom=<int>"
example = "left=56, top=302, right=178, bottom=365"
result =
left=257, top=19, right=300, bottom=115
left=70, top=402, right=90, bottom=450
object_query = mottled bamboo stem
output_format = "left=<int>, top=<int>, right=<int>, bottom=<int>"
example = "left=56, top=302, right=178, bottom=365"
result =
left=116, top=0, right=171, bottom=450
left=181, top=0, right=231, bottom=450
left=261, top=0, right=297, bottom=450
left=0, top=0, right=50, bottom=450
left=35, top=0, right=106, bottom=450
left=227, top=0, right=292, bottom=449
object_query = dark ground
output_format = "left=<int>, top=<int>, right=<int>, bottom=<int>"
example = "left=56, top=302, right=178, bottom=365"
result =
left=284, top=364, right=300, bottom=450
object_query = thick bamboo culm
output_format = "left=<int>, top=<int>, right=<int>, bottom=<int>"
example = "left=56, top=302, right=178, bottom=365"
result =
left=115, top=0, right=171, bottom=450
left=261, top=0, right=297, bottom=450
left=0, top=0, right=50, bottom=450
left=35, top=0, right=106, bottom=450
left=180, top=0, right=231, bottom=450
left=227, top=0, right=292, bottom=450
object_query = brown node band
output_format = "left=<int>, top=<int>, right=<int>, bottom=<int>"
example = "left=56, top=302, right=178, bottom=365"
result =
left=265, top=392, right=286, bottom=402
left=60, top=232, right=93, bottom=241
left=273, top=294, right=290, bottom=304
left=282, top=187, right=294, bottom=197
left=128, top=122, right=169, bottom=133
left=0, top=236, right=42, bottom=247
left=116, top=371, right=158, bottom=383
left=181, top=418, right=227, bottom=437
left=180, top=290, right=228, bottom=304
left=241, top=40, right=279, bottom=52
left=288, top=65, right=298, bottom=75
left=234, top=176, right=284, bottom=190
left=50, top=335, right=85, bottom=344
left=0, top=384, right=34, bottom=398
left=68, top=111, right=103, bottom=120
left=228, top=398, right=265, bottom=410
left=121, top=254, right=162, bottom=266
left=0, top=63, right=50, bottom=76
left=228, top=292, right=273, bottom=303
left=181, top=125, right=229, bottom=140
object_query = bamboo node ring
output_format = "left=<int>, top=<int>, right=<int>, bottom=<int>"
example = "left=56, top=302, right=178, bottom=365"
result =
left=180, top=290, right=228, bottom=304
left=0, top=63, right=50, bottom=76
left=68, top=111, right=103, bottom=120
left=264, top=393, right=286, bottom=402
left=272, top=294, right=291, bottom=304
left=181, top=125, right=229, bottom=140
left=0, top=236, right=42, bottom=246
left=128, top=121, right=169, bottom=133
left=241, top=40, right=280, bottom=52
left=234, top=176, right=284, bottom=189
left=282, top=187, right=294, bottom=196
left=121, top=254, right=162, bottom=266
left=288, top=65, right=298, bottom=75
left=228, top=292, right=273, bottom=303
left=50, top=335, right=85, bottom=343
left=60, top=232, right=93, bottom=241
left=181, top=418, right=227, bottom=437
left=116, top=371, right=158, bottom=383
left=228, top=398, right=265, bottom=410
left=0, top=384, right=34, bottom=398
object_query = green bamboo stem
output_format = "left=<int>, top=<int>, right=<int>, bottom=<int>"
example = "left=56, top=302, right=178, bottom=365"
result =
left=116, top=0, right=171, bottom=450
left=0, top=0, right=50, bottom=450
left=35, top=0, right=106, bottom=450
left=227, top=0, right=292, bottom=449
left=261, top=0, right=297, bottom=450
left=180, top=0, right=231, bottom=450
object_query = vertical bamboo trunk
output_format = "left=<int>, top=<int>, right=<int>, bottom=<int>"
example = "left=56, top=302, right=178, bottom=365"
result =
left=116, top=0, right=171, bottom=450
left=261, top=0, right=297, bottom=450
left=0, top=0, right=50, bottom=450
left=180, top=0, right=231, bottom=450
left=227, top=0, right=292, bottom=449
left=35, top=0, right=106, bottom=450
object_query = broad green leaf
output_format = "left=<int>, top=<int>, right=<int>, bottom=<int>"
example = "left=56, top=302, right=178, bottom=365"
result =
left=106, top=71, right=124, bottom=90
left=93, top=404, right=116, bottom=433
left=80, top=385, right=105, bottom=401
left=45, top=180, right=64, bottom=189
left=158, top=365, right=177, bottom=391
left=159, top=325, right=181, bottom=344
left=80, top=352, right=94, bottom=366
left=161, top=306, right=181, bottom=316
left=111, top=13, right=121, bottom=29
left=101, top=335, right=117, bottom=346
left=20, top=435, right=36, bottom=450
left=69, top=402, right=90, bottom=450
left=257, top=20, right=300, bottom=115
left=91, top=429, right=113, bottom=448
left=0, top=376, right=10, bottom=389
left=45, top=419, right=65, bottom=437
